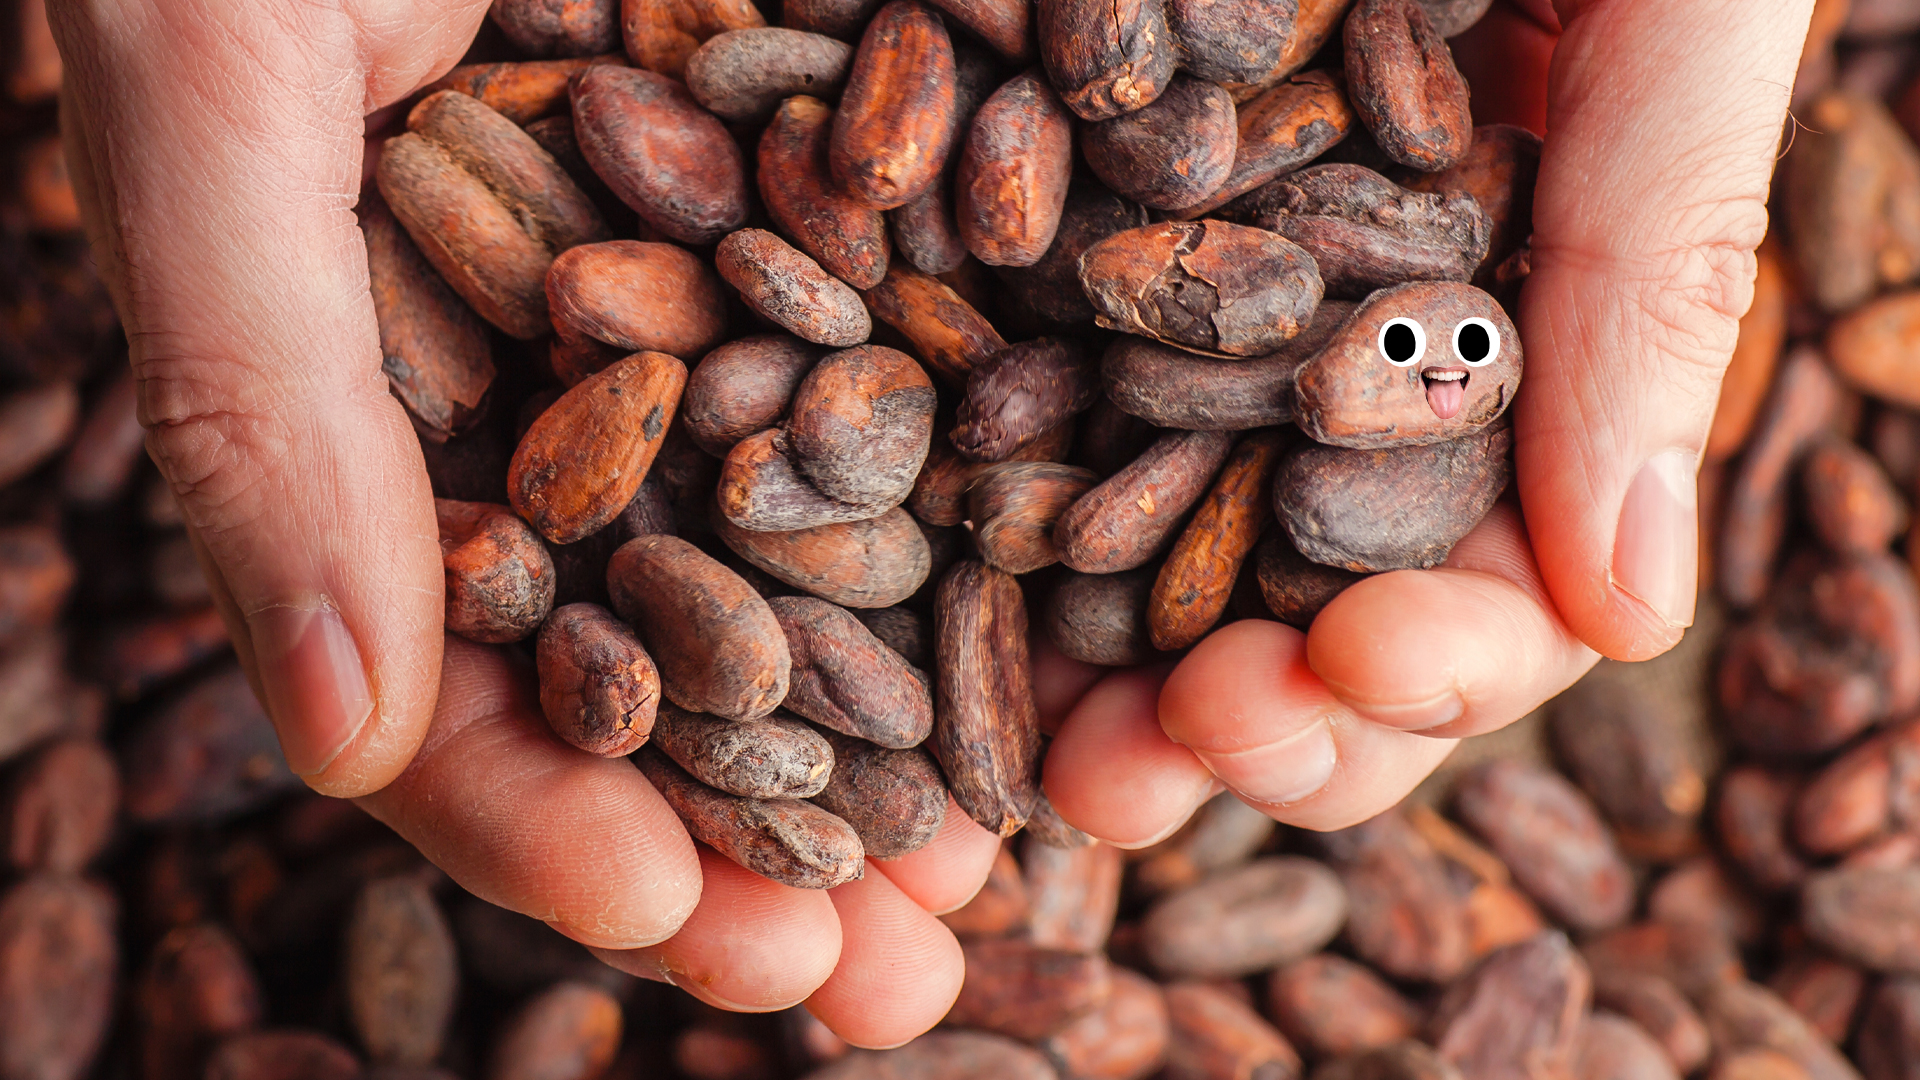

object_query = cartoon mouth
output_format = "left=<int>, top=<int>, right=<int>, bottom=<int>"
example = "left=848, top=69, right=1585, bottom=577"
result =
left=1423, top=369, right=1468, bottom=420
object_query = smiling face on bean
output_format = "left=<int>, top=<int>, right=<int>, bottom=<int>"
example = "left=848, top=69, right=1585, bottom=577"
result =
left=1292, top=281, right=1521, bottom=449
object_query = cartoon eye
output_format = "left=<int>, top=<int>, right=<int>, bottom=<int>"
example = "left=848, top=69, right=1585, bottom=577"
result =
left=1452, top=317, right=1500, bottom=367
left=1378, top=317, right=1425, bottom=367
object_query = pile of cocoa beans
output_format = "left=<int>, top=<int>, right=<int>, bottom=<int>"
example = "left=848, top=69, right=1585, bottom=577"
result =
left=399, top=0, right=1534, bottom=884
left=10, top=0, right=1920, bottom=1079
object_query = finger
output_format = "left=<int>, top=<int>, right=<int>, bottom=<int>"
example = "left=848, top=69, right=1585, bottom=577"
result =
left=868, top=796, right=1002, bottom=915
left=806, top=869, right=966, bottom=1048
left=1307, top=504, right=1598, bottom=738
left=355, top=637, right=702, bottom=950
left=1159, top=621, right=1461, bottom=832
left=49, top=2, right=487, bottom=796
left=1042, top=665, right=1218, bottom=848
left=590, top=846, right=842, bottom=1012
left=1517, top=0, right=1812, bottom=661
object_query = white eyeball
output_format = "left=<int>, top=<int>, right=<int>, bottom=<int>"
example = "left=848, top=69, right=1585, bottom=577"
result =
left=1378, top=317, right=1426, bottom=367
left=1452, top=317, right=1500, bottom=367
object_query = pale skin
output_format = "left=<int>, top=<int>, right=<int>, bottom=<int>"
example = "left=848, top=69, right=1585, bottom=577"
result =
left=49, top=0, right=1811, bottom=1046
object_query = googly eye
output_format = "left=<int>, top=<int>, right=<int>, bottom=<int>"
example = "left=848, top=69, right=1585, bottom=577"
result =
left=1378, top=317, right=1425, bottom=367
left=1452, top=317, right=1500, bottom=367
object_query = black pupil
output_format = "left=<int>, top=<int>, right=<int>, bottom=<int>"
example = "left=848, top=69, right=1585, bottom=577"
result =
left=1383, top=323, right=1417, bottom=362
left=1457, top=323, right=1491, bottom=362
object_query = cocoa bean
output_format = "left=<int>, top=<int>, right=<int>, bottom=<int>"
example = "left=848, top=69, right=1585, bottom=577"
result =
left=345, top=876, right=457, bottom=1066
left=1040, top=967, right=1170, bottom=1080
left=509, top=350, right=687, bottom=544
left=1099, top=300, right=1352, bottom=430
left=1583, top=921, right=1746, bottom=1001
left=717, top=229, right=874, bottom=347
left=1081, top=76, right=1236, bottom=211
left=933, top=561, right=1041, bottom=835
left=1794, top=719, right=1920, bottom=857
left=1803, top=866, right=1920, bottom=974
left=1266, top=954, right=1422, bottom=1059
left=1856, top=978, right=1920, bottom=1080
left=490, top=981, right=623, bottom=1080
left=1254, top=531, right=1367, bottom=627
left=535, top=603, right=661, bottom=756
left=1024, top=839, right=1123, bottom=952
left=92, top=606, right=231, bottom=703
left=120, top=667, right=300, bottom=825
left=1132, top=792, right=1276, bottom=898
left=831, top=2, right=958, bottom=208
left=1149, top=428, right=1288, bottom=650
left=1452, top=759, right=1634, bottom=935
left=1590, top=969, right=1710, bottom=1076
left=1036, top=0, right=1176, bottom=122
left=952, top=338, right=1100, bottom=461
left=1320, top=808, right=1470, bottom=983
left=1166, top=0, right=1294, bottom=83
left=1720, top=349, right=1850, bottom=607
left=1648, top=858, right=1765, bottom=947
left=437, top=499, right=557, bottom=642
left=782, top=0, right=885, bottom=38
left=969, top=463, right=1099, bottom=573
left=1162, top=980, right=1303, bottom=1080
left=1172, top=71, right=1352, bottom=219
left=378, top=90, right=609, bottom=339
left=1055, top=429, right=1234, bottom=574
left=861, top=260, right=1009, bottom=385
left=652, top=702, right=835, bottom=797
left=59, top=370, right=143, bottom=504
left=851, top=605, right=930, bottom=667
left=759, top=96, right=893, bottom=289
left=136, top=924, right=263, bottom=1080
left=571, top=64, right=749, bottom=243
left=3, top=736, right=116, bottom=875
left=0, top=381, right=75, bottom=490
left=1803, top=437, right=1907, bottom=553
left=684, top=335, right=823, bottom=457
left=887, top=46, right=1001, bottom=275
left=636, top=748, right=865, bottom=887
left=0, top=877, right=117, bottom=1080
left=1275, top=422, right=1511, bottom=572
left=717, top=505, right=930, bottom=608
left=361, top=196, right=494, bottom=443
left=0, top=523, right=71, bottom=647
left=1144, top=857, right=1347, bottom=978
left=687, top=28, right=854, bottom=120
left=621, top=0, right=767, bottom=79
left=1403, top=123, right=1541, bottom=289
left=1825, top=291, right=1920, bottom=413
left=924, top=0, right=1032, bottom=60
left=1043, top=568, right=1162, bottom=666
left=1787, top=91, right=1920, bottom=314
left=1768, top=954, right=1867, bottom=1047
left=1573, top=1013, right=1680, bottom=1080
left=807, top=729, right=946, bottom=858
left=1081, top=221, right=1325, bottom=356
left=491, top=0, right=619, bottom=57
left=1312, top=1042, right=1462, bottom=1080
left=956, top=70, right=1076, bottom=266
left=1549, top=657, right=1711, bottom=863
left=1700, top=980, right=1862, bottom=1080
left=940, top=843, right=1033, bottom=937
left=949, top=938, right=1113, bottom=1039
left=545, top=240, right=729, bottom=360
left=771, top=594, right=933, bottom=745
left=422, top=58, right=603, bottom=125
left=1415, top=0, right=1492, bottom=35
left=1342, top=0, right=1472, bottom=170
left=607, top=534, right=791, bottom=720
left=1028, top=792, right=1097, bottom=849
left=1429, top=932, right=1591, bottom=1080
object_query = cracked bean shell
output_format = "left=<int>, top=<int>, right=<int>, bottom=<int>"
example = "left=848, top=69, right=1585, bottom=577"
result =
left=1078, top=220, right=1324, bottom=357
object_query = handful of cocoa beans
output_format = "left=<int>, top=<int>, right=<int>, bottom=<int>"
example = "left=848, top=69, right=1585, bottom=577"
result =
left=389, top=0, right=1535, bottom=888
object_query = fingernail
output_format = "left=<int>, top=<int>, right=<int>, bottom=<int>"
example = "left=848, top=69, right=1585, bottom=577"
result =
left=248, top=600, right=374, bottom=776
left=662, top=965, right=792, bottom=1013
left=1612, top=449, right=1699, bottom=630
left=1194, top=719, right=1338, bottom=806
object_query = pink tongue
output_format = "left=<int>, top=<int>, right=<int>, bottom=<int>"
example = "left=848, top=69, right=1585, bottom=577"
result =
left=1426, top=377, right=1465, bottom=420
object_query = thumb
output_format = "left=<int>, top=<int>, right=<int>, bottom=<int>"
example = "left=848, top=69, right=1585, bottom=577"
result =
left=1517, top=0, right=1811, bottom=661
left=52, top=1, right=484, bottom=794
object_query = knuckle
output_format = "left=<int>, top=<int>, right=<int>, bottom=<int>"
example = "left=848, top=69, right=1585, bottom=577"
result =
left=132, top=346, right=291, bottom=533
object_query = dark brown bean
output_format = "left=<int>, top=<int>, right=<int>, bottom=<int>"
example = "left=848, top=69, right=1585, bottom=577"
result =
left=1081, top=76, right=1236, bottom=211
left=993, top=179, right=1151, bottom=328
left=490, top=0, right=619, bottom=57
left=970, top=463, right=1099, bottom=574
left=1255, top=531, right=1368, bottom=627
left=3, top=736, right=117, bottom=875
left=1786, top=91, right=1920, bottom=314
left=607, top=534, right=791, bottom=721
left=1548, top=657, right=1711, bottom=864
left=1342, top=0, right=1473, bottom=170
left=1162, top=980, right=1303, bottom=1080
left=770, top=595, right=935, bottom=747
left=949, top=938, right=1114, bottom=1039
left=1402, top=123, right=1541, bottom=289
left=831, top=2, right=959, bottom=208
left=1079, top=221, right=1325, bottom=356
left=683, top=336, right=823, bottom=457
left=807, top=729, right=947, bottom=858
left=136, top=924, right=263, bottom=1080
left=1453, top=759, right=1634, bottom=935
left=952, top=338, right=1101, bottom=461
left=717, top=229, right=874, bottom=347
left=345, top=875, right=457, bottom=1066
left=759, top=96, right=893, bottom=289
left=956, top=70, right=1076, bottom=266
left=1037, top=0, right=1176, bottom=122
left=571, top=64, right=749, bottom=244
left=120, top=667, right=301, bottom=825
left=1429, top=932, right=1591, bottom=1080
left=637, top=748, right=865, bottom=888
left=1167, top=0, right=1295, bottom=83
left=686, top=28, right=854, bottom=120
left=934, top=561, right=1041, bottom=835
left=0, top=877, right=117, bottom=1080
left=1275, top=422, right=1510, bottom=572
left=652, top=702, right=835, bottom=798
left=1144, top=857, right=1348, bottom=978
left=1768, top=953, right=1866, bottom=1048
left=1044, top=568, right=1162, bottom=666
left=1056, top=429, right=1234, bottom=574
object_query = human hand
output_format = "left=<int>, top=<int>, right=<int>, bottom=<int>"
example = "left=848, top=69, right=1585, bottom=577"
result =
left=49, top=0, right=998, bottom=1044
left=1043, top=0, right=1814, bottom=840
